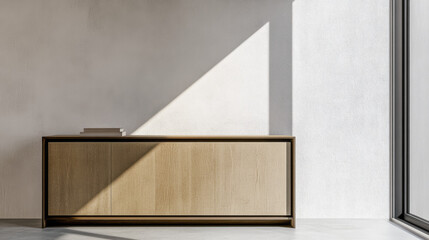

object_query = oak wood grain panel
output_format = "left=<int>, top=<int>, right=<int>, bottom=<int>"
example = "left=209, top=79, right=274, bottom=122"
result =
left=111, top=142, right=157, bottom=214
left=111, top=142, right=288, bottom=215
left=48, top=142, right=111, bottom=215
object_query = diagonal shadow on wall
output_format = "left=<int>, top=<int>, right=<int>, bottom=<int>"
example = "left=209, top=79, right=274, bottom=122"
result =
left=34, top=0, right=292, bottom=136
left=66, top=22, right=271, bottom=215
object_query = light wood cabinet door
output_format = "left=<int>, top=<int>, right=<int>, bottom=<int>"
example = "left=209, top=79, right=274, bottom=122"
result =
left=111, top=142, right=289, bottom=216
left=48, top=142, right=111, bottom=215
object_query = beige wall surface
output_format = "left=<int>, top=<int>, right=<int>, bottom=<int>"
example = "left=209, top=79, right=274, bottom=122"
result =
left=0, top=0, right=291, bottom=218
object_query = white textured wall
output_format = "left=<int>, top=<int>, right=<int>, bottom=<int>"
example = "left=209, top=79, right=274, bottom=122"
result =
left=293, top=0, right=390, bottom=218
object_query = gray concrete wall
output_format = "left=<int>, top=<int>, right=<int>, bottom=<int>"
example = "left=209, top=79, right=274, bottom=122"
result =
left=0, top=0, right=291, bottom=218
left=293, top=0, right=390, bottom=218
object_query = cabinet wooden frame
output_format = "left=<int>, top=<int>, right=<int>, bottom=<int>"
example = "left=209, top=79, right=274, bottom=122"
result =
left=42, top=135, right=295, bottom=227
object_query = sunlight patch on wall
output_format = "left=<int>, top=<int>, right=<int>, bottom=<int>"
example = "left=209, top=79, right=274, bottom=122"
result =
left=132, top=23, right=270, bottom=135
left=75, top=23, right=270, bottom=215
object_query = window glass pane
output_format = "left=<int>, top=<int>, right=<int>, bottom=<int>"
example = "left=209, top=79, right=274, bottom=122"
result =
left=409, top=0, right=429, bottom=221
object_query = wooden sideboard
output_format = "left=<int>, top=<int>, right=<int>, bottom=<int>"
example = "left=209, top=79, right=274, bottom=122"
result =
left=42, top=136, right=295, bottom=227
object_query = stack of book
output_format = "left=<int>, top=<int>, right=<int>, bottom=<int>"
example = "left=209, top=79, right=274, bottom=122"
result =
left=80, top=128, right=126, bottom=136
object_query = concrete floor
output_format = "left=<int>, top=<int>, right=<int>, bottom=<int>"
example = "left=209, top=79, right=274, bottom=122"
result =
left=0, top=219, right=422, bottom=240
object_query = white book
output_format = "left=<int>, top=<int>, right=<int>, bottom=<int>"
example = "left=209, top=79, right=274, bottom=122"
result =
left=80, top=132, right=126, bottom=136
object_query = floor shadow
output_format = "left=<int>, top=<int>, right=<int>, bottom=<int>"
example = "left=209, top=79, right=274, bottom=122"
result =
left=49, top=229, right=137, bottom=240
left=0, top=220, right=136, bottom=240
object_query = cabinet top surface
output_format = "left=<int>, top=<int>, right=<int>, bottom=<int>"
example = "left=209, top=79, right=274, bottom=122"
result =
left=43, top=135, right=295, bottom=140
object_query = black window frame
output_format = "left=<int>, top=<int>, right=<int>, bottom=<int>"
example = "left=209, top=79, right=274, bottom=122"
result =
left=392, top=0, right=429, bottom=234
